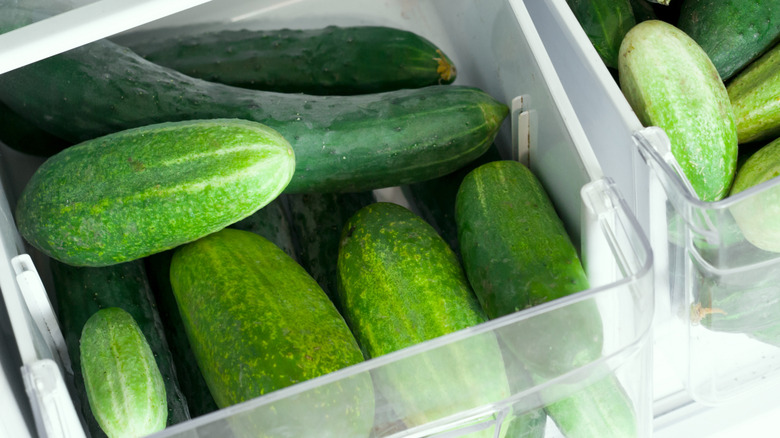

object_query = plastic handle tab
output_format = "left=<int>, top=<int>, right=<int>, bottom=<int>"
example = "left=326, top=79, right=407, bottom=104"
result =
left=12, top=254, right=72, bottom=374
left=22, top=359, right=86, bottom=438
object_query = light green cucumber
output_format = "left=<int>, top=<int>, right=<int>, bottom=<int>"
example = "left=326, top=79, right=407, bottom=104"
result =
left=80, top=307, right=167, bottom=438
left=15, top=118, right=294, bottom=266
left=619, top=20, right=738, bottom=201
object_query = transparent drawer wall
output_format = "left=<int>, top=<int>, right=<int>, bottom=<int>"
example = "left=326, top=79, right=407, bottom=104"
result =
left=0, top=0, right=654, bottom=437
left=524, top=0, right=780, bottom=412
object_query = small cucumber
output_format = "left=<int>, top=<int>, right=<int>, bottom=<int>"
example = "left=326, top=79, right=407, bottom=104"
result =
left=118, top=25, right=456, bottom=95
left=565, top=0, right=637, bottom=69
left=728, top=136, right=780, bottom=252
left=80, top=307, right=167, bottom=438
left=16, top=119, right=295, bottom=266
left=677, top=0, right=780, bottom=81
left=336, top=202, right=511, bottom=433
left=619, top=20, right=738, bottom=201
left=52, top=259, right=190, bottom=437
left=727, top=43, right=780, bottom=144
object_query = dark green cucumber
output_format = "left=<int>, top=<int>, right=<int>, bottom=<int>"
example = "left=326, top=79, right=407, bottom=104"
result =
left=336, top=202, right=510, bottom=433
left=144, top=250, right=219, bottom=419
left=677, top=0, right=780, bottom=81
left=455, top=161, right=637, bottom=437
left=0, top=100, right=71, bottom=156
left=619, top=20, right=738, bottom=201
left=117, top=25, right=456, bottom=95
left=0, top=9, right=507, bottom=194
left=15, top=119, right=294, bottom=267
left=51, top=259, right=190, bottom=437
left=455, top=160, right=597, bottom=374
left=286, top=191, right=376, bottom=306
left=401, top=144, right=502, bottom=254
left=628, top=0, right=657, bottom=23
left=565, top=0, right=636, bottom=69
left=729, top=136, right=780, bottom=251
left=169, top=228, right=373, bottom=437
left=727, top=43, right=780, bottom=145
left=80, top=307, right=167, bottom=438
left=229, top=196, right=298, bottom=260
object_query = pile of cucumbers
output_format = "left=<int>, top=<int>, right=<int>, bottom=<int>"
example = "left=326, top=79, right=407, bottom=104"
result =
left=1, top=3, right=635, bottom=438
left=569, top=0, right=780, bottom=343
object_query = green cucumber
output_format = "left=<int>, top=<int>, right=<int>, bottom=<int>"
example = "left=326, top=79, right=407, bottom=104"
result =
left=727, top=43, right=780, bottom=144
left=0, top=100, right=71, bottom=156
left=117, top=25, right=456, bottom=95
left=628, top=0, right=657, bottom=23
left=401, top=144, right=502, bottom=254
left=169, top=228, right=374, bottom=437
left=618, top=20, right=738, bottom=202
left=286, top=191, right=376, bottom=306
left=0, top=9, right=507, bottom=194
left=455, top=160, right=596, bottom=374
left=728, top=136, right=780, bottom=251
left=336, top=202, right=511, bottom=433
left=51, top=259, right=190, bottom=437
left=80, top=307, right=167, bottom=438
left=677, top=0, right=780, bottom=81
left=229, top=196, right=298, bottom=260
left=565, top=0, right=637, bottom=69
left=15, top=118, right=294, bottom=267
left=455, top=160, right=636, bottom=437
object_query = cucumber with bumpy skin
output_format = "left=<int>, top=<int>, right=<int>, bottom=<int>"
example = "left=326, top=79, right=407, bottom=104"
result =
left=169, top=228, right=374, bottom=438
left=336, top=202, right=511, bottom=435
left=118, top=25, right=457, bottom=95
left=80, top=307, right=167, bottom=438
left=0, top=7, right=507, bottom=194
left=52, top=259, right=190, bottom=436
left=16, top=118, right=295, bottom=267
left=455, top=160, right=637, bottom=437
left=619, top=20, right=737, bottom=202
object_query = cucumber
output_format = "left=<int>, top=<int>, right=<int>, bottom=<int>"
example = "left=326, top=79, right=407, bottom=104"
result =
left=286, top=191, right=376, bottom=306
left=728, top=136, right=780, bottom=252
left=618, top=20, right=738, bottom=202
left=565, top=0, right=637, bottom=69
left=628, top=0, right=657, bottom=23
left=117, top=25, right=456, bottom=95
left=80, top=307, right=167, bottom=438
left=0, top=100, right=71, bottom=156
left=455, top=160, right=597, bottom=374
left=15, top=118, right=295, bottom=267
left=51, top=259, right=190, bottom=437
left=336, top=202, right=511, bottom=433
left=401, top=144, right=502, bottom=254
left=677, top=0, right=780, bottom=81
left=0, top=9, right=507, bottom=194
left=455, top=160, right=636, bottom=437
left=727, top=43, right=780, bottom=144
left=169, top=228, right=374, bottom=437
left=229, top=196, right=298, bottom=260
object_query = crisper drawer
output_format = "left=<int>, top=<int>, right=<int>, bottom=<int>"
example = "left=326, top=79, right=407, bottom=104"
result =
left=523, top=0, right=780, bottom=419
left=0, top=0, right=654, bottom=437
